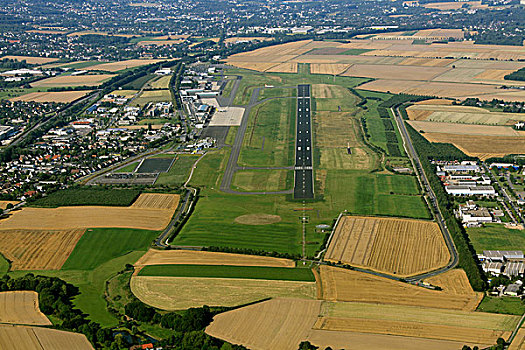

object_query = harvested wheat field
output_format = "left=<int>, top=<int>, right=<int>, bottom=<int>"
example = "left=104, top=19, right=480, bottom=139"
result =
left=206, top=298, right=476, bottom=350
left=134, top=249, right=295, bottom=271
left=425, top=269, right=478, bottom=296
left=131, top=276, right=315, bottom=310
left=31, top=74, right=116, bottom=87
left=0, top=325, right=93, bottom=350
left=0, top=193, right=179, bottom=231
left=131, top=193, right=180, bottom=209
left=85, top=59, right=164, bottom=72
left=234, top=213, right=282, bottom=225
left=0, top=229, right=84, bottom=270
left=312, top=84, right=350, bottom=99
left=226, top=61, right=278, bottom=72
left=342, top=64, right=449, bottom=81
left=409, top=120, right=525, bottom=136
left=226, top=40, right=313, bottom=64
left=266, top=62, right=297, bottom=73
left=315, top=301, right=516, bottom=346
left=0, top=291, right=51, bottom=325
left=310, top=63, right=351, bottom=75
left=509, top=327, right=525, bottom=350
left=475, top=69, right=516, bottom=81
left=0, top=56, right=59, bottom=64
left=399, top=58, right=456, bottom=67
left=206, top=298, right=321, bottom=350
left=10, top=91, right=91, bottom=103
left=0, top=200, right=18, bottom=209
left=324, top=216, right=449, bottom=277
left=423, top=132, right=525, bottom=160
left=406, top=104, right=525, bottom=125
left=319, top=266, right=483, bottom=311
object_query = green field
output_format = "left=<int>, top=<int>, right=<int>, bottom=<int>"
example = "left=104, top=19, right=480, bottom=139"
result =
left=29, top=187, right=140, bottom=207
left=477, top=296, right=525, bottom=316
left=232, top=169, right=293, bottom=192
left=132, top=89, right=172, bottom=106
left=467, top=224, right=525, bottom=252
left=62, top=227, right=159, bottom=270
left=0, top=254, right=9, bottom=276
left=155, top=154, right=200, bottom=186
left=257, top=87, right=296, bottom=101
left=138, top=118, right=171, bottom=125
left=238, top=98, right=295, bottom=167
left=138, top=264, right=315, bottom=281
left=114, top=161, right=139, bottom=173
left=122, top=73, right=156, bottom=90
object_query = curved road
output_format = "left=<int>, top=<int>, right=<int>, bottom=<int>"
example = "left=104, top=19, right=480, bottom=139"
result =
left=392, top=106, right=459, bottom=281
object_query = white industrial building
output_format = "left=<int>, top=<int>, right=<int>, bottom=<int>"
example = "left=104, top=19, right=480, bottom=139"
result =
left=445, top=185, right=496, bottom=196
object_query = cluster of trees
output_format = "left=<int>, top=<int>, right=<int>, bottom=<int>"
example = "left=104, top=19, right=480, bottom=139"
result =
left=28, top=186, right=141, bottom=207
left=0, top=274, right=116, bottom=348
left=123, top=300, right=246, bottom=349
left=202, top=246, right=302, bottom=260
left=0, top=58, right=31, bottom=69
left=406, top=123, right=487, bottom=291
left=505, top=68, right=525, bottom=81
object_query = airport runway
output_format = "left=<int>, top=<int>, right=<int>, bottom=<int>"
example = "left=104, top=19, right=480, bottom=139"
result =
left=294, top=84, right=314, bottom=199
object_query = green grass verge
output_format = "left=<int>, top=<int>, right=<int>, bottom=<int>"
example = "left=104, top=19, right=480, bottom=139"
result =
left=62, top=228, right=159, bottom=270
left=467, top=224, right=525, bottom=253
left=155, top=155, right=200, bottom=186
left=257, top=87, right=296, bottom=101
left=29, top=188, right=141, bottom=207
left=138, top=264, right=315, bottom=281
left=231, top=169, right=293, bottom=192
left=477, top=296, right=525, bottom=316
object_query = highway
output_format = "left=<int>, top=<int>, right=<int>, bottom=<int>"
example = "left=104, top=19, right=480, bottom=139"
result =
left=391, top=107, right=459, bottom=281
left=294, top=84, right=314, bottom=199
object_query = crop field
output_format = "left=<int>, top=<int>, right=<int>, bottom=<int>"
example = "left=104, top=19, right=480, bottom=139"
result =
left=0, top=55, right=59, bottom=64
left=325, top=216, right=449, bottom=277
left=232, top=169, right=292, bottom=192
left=266, top=62, right=297, bottom=73
left=509, top=327, right=525, bottom=350
left=0, top=291, right=51, bottom=325
left=238, top=97, right=295, bottom=167
left=425, top=269, right=477, bottom=295
left=10, top=90, right=91, bottom=103
left=30, top=188, right=140, bottom=207
left=131, top=89, right=171, bottom=106
left=0, top=229, right=85, bottom=270
left=319, top=266, right=482, bottom=311
left=85, top=59, right=164, bottom=72
left=31, top=74, right=116, bottom=88
left=109, top=89, right=137, bottom=97
left=315, top=302, right=515, bottom=346
left=0, top=193, right=179, bottom=231
left=342, top=64, right=449, bottom=81
left=62, top=228, right=158, bottom=270
left=131, top=276, right=315, bottom=310
left=138, top=264, right=315, bottom=281
left=206, top=298, right=474, bottom=350
left=131, top=193, right=179, bottom=209
left=422, top=132, right=525, bottom=160
left=147, top=75, right=171, bottom=89
left=206, top=298, right=322, bottom=350
left=467, top=224, right=525, bottom=252
left=310, top=63, right=351, bottom=75
left=136, top=157, right=174, bottom=173
left=0, top=325, right=94, bottom=350
left=134, top=249, right=295, bottom=271
left=408, top=120, right=524, bottom=137
left=406, top=104, right=525, bottom=125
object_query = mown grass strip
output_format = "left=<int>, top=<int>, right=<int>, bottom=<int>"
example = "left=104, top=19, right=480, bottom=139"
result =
left=138, top=264, right=315, bottom=282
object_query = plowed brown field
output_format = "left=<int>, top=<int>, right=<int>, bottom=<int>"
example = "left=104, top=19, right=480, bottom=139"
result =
left=0, top=325, right=93, bottom=350
left=319, top=265, right=483, bottom=311
left=0, top=229, right=84, bottom=270
left=325, top=216, right=450, bottom=277
left=0, top=291, right=51, bottom=325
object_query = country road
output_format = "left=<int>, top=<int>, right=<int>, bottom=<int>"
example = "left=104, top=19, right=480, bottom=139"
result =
left=392, top=106, right=459, bottom=281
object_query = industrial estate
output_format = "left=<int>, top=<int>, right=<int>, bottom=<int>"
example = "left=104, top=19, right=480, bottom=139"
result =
left=1, top=0, right=525, bottom=349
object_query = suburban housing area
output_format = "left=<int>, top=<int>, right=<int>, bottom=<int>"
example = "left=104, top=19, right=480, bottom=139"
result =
left=1, top=0, right=525, bottom=349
